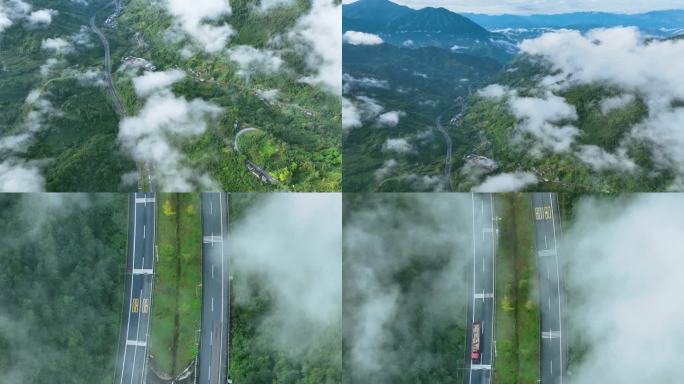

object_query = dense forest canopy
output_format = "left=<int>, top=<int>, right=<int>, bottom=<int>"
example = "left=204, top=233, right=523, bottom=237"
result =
left=0, top=194, right=127, bottom=383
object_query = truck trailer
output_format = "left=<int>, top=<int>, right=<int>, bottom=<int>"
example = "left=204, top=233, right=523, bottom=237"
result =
left=471, top=321, right=481, bottom=361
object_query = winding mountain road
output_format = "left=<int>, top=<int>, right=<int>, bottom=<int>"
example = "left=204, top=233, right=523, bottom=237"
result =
left=435, top=115, right=453, bottom=191
left=91, top=3, right=148, bottom=191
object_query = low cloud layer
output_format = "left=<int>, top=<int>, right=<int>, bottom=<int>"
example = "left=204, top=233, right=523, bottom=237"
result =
left=164, top=0, right=234, bottom=53
left=289, top=0, right=341, bottom=93
left=227, top=45, right=283, bottom=79
left=480, top=27, right=684, bottom=187
left=343, top=96, right=404, bottom=130
left=472, top=171, right=538, bottom=192
left=563, top=194, right=684, bottom=383
left=344, top=194, right=470, bottom=381
left=0, top=159, right=44, bottom=191
left=119, top=70, right=223, bottom=191
left=0, top=0, right=56, bottom=33
left=41, top=37, right=74, bottom=55
left=230, top=194, right=341, bottom=357
left=343, top=30, right=383, bottom=45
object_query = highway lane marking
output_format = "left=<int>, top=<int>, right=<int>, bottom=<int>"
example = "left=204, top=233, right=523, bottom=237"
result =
left=142, top=299, right=149, bottom=314
left=135, top=197, right=155, bottom=203
left=551, top=360, right=553, bottom=374
left=535, top=207, right=543, bottom=220
left=211, top=297, right=214, bottom=312
left=132, top=268, right=154, bottom=274
left=143, top=225, right=145, bottom=239
left=538, top=249, right=555, bottom=257
left=126, top=340, right=147, bottom=347
left=212, top=265, right=215, bottom=279
left=471, top=364, right=492, bottom=370
left=132, top=298, right=139, bottom=313
left=203, top=235, right=223, bottom=244
left=210, top=201, right=213, bottom=215
left=548, top=296, right=551, bottom=311
left=542, top=330, right=561, bottom=339
left=129, top=288, right=144, bottom=384
left=474, top=292, right=494, bottom=299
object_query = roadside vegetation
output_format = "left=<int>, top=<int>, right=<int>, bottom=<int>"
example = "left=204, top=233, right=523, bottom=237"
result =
left=494, top=194, right=541, bottom=383
left=0, top=194, right=127, bottom=383
left=149, top=193, right=202, bottom=376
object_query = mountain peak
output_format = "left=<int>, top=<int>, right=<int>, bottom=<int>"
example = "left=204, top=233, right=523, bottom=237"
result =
left=387, top=6, right=490, bottom=36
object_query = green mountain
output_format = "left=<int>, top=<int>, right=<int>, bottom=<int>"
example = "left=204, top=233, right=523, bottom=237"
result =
left=388, top=7, right=490, bottom=37
left=343, top=43, right=502, bottom=192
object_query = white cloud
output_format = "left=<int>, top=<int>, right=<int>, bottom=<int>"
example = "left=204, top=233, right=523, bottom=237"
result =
left=39, top=57, right=63, bottom=76
left=132, top=69, right=186, bottom=97
left=342, top=73, right=389, bottom=93
left=564, top=195, right=684, bottom=383
left=509, top=91, right=579, bottom=153
left=478, top=84, right=509, bottom=99
left=343, top=97, right=362, bottom=130
left=382, top=138, right=413, bottom=153
left=257, top=0, right=296, bottom=12
left=343, top=30, right=383, bottom=45
left=230, top=194, right=341, bottom=356
left=374, top=159, right=398, bottom=180
left=377, top=111, right=403, bottom=127
left=0, top=160, right=45, bottom=192
left=40, top=38, right=74, bottom=55
left=227, top=45, right=283, bottom=78
left=27, top=9, right=56, bottom=26
left=119, top=72, right=223, bottom=191
left=403, top=174, right=446, bottom=191
left=290, top=0, right=342, bottom=94
left=164, top=0, right=234, bottom=53
left=71, top=25, right=92, bottom=47
left=472, top=172, right=538, bottom=192
left=600, top=94, right=636, bottom=115
left=577, top=145, right=636, bottom=172
left=519, top=27, right=684, bottom=184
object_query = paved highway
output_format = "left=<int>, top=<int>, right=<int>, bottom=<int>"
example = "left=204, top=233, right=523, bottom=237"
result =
left=530, top=193, right=566, bottom=384
left=90, top=6, right=125, bottom=118
left=91, top=3, right=148, bottom=191
left=114, top=192, right=157, bottom=384
left=233, top=127, right=261, bottom=151
left=198, top=192, right=231, bottom=384
left=435, top=115, right=453, bottom=192
left=464, top=193, right=497, bottom=384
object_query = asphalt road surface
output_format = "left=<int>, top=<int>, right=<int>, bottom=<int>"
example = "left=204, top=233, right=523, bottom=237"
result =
left=464, top=193, right=497, bottom=384
left=90, top=8, right=125, bottom=118
left=114, top=192, right=157, bottom=384
left=435, top=115, right=453, bottom=191
left=198, top=192, right=231, bottom=384
left=531, top=193, right=566, bottom=384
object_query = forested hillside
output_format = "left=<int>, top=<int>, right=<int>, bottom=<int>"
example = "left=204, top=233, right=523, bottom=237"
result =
left=0, top=194, right=128, bottom=383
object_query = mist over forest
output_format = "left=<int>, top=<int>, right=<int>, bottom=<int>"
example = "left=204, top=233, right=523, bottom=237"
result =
left=0, top=194, right=127, bottom=384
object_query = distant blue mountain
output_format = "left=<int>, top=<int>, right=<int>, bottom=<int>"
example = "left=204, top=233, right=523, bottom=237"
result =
left=343, top=0, right=514, bottom=62
left=463, top=10, right=684, bottom=36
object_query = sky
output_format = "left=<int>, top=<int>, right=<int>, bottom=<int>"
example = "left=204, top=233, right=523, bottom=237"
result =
left=342, top=0, right=684, bottom=15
